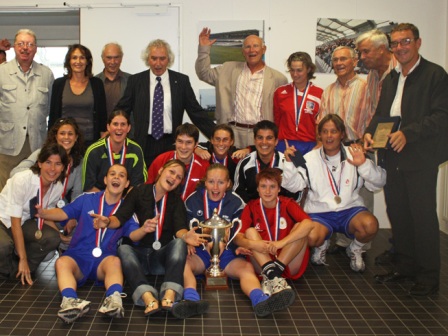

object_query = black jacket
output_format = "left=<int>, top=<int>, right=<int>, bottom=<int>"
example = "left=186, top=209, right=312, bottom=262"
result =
left=116, top=69, right=215, bottom=154
left=366, top=57, right=448, bottom=170
left=49, top=76, right=107, bottom=141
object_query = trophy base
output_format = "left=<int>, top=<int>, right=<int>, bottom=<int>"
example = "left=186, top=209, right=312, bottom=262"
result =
left=204, top=272, right=228, bottom=290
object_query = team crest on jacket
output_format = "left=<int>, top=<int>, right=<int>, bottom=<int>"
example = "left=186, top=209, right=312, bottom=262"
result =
left=197, top=210, right=203, bottom=217
left=305, top=101, right=315, bottom=114
left=279, top=217, right=287, bottom=229
left=254, top=223, right=262, bottom=231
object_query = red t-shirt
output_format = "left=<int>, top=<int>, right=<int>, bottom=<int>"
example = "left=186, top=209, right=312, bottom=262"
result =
left=146, top=151, right=209, bottom=201
left=240, top=196, right=310, bottom=241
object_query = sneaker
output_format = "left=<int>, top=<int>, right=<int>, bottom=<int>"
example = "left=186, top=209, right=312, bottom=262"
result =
left=311, top=240, right=329, bottom=266
left=261, top=275, right=272, bottom=296
left=346, top=243, right=365, bottom=272
left=171, top=300, right=209, bottom=319
left=270, top=277, right=291, bottom=295
left=254, top=287, right=296, bottom=317
left=99, top=291, right=125, bottom=318
left=58, top=297, right=91, bottom=324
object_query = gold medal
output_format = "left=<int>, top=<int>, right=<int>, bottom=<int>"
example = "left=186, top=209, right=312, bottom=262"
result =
left=35, top=229, right=43, bottom=240
left=334, top=195, right=342, bottom=204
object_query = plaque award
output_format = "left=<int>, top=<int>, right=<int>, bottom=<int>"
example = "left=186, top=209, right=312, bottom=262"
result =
left=372, top=116, right=401, bottom=149
left=190, top=209, right=241, bottom=290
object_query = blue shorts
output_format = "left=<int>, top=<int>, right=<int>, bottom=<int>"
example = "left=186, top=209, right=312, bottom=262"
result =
left=309, top=206, right=368, bottom=240
left=63, top=250, right=113, bottom=287
left=195, top=246, right=244, bottom=271
left=276, top=140, right=316, bottom=155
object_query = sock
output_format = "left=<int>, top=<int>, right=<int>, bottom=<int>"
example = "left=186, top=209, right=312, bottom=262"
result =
left=352, top=239, right=365, bottom=250
left=249, top=289, right=268, bottom=307
left=61, top=288, right=77, bottom=299
left=261, top=261, right=282, bottom=280
left=274, top=260, right=286, bottom=274
left=106, top=283, right=123, bottom=297
left=183, top=288, right=200, bottom=301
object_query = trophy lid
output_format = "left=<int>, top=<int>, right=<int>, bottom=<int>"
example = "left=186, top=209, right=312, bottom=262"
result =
left=201, top=208, right=231, bottom=228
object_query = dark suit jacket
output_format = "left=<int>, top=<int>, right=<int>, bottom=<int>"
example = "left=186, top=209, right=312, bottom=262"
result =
left=116, top=69, right=215, bottom=153
left=366, top=57, right=448, bottom=170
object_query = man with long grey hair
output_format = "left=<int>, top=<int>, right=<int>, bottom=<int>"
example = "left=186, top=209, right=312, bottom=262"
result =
left=116, top=39, right=215, bottom=166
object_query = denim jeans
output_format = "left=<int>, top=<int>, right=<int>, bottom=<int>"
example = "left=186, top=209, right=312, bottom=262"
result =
left=118, top=238, right=187, bottom=306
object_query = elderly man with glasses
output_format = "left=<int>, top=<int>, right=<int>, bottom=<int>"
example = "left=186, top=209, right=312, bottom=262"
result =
left=0, top=29, right=54, bottom=191
left=195, top=28, right=288, bottom=148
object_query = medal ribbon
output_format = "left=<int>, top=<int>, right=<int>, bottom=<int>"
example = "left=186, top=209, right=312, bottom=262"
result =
left=174, top=153, right=194, bottom=200
left=107, top=137, right=127, bottom=166
left=60, top=163, right=72, bottom=200
left=203, top=190, right=223, bottom=219
left=212, top=153, right=228, bottom=167
left=153, top=186, right=168, bottom=241
left=295, top=81, right=310, bottom=132
left=259, top=198, right=280, bottom=241
left=256, top=154, right=276, bottom=173
left=95, top=192, right=121, bottom=249
left=37, top=177, right=54, bottom=231
left=322, top=152, right=345, bottom=198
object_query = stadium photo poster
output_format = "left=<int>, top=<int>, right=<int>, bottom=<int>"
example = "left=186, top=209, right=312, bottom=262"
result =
left=199, top=88, right=216, bottom=121
left=315, top=19, right=397, bottom=74
left=198, top=20, right=264, bottom=64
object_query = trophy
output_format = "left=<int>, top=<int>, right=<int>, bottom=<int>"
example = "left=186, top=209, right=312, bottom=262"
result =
left=190, top=208, right=241, bottom=290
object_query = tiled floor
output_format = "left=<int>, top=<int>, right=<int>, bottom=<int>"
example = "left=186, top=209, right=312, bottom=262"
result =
left=0, top=229, right=447, bottom=336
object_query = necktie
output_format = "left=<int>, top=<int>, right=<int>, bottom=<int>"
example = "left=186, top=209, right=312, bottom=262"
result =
left=152, top=76, right=164, bottom=140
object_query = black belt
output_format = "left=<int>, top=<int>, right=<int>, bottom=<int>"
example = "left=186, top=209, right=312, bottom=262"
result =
left=229, top=121, right=255, bottom=129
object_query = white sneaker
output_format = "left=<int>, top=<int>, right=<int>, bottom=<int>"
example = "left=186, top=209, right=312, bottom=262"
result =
left=261, top=275, right=272, bottom=296
left=58, top=297, right=91, bottom=324
left=99, top=291, right=125, bottom=318
left=346, top=243, right=365, bottom=272
left=270, top=277, right=291, bottom=295
left=311, top=240, right=329, bottom=266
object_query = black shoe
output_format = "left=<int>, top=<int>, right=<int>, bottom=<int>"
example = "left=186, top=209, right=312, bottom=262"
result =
left=374, top=271, right=414, bottom=284
left=374, top=250, right=396, bottom=265
left=408, top=283, right=439, bottom=296
left=327, top=244, right=347, bottom=255
left=171, top=300, right=209, bottom=319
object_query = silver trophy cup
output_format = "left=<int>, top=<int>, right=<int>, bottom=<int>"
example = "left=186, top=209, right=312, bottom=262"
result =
left=190, top=208, right=241, bottom=289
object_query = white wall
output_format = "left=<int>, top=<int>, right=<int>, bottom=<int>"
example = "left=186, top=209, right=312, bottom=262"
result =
left=2, top=0, right=448, bottom=230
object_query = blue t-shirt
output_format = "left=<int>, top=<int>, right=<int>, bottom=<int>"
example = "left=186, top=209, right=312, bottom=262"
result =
left=62, top=191, right=139, bottom=258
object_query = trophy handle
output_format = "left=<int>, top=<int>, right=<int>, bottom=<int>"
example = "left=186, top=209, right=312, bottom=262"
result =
left=189, top=218, right=200, bottom=230
left=226, top=218, right=242, bottom=249
left=189, top=218, right=206, bottom=250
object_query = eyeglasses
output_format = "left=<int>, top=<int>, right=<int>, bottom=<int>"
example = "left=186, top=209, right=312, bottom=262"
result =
left=15, top=42, right=36, bottom=48
left=390, top=38, right=415, bottom=48
left=331, top=56, right=352, bottom=63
